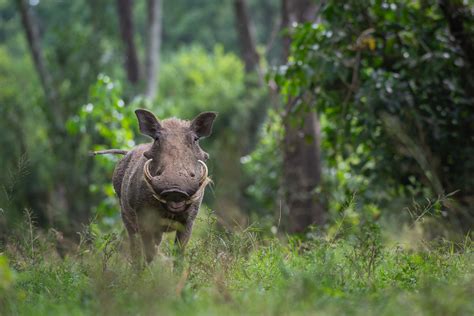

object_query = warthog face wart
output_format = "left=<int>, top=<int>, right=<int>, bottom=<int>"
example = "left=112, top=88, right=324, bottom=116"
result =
left=136, top=109, right=216, bottom=213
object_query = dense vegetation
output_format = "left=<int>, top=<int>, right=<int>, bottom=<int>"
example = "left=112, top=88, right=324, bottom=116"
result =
left=1, top=210, right=473, bottom=315
left=1, top=0, right=473, bottom=314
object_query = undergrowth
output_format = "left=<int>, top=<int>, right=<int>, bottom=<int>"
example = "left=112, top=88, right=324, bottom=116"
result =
left=0, top=209, right=472, bottom=316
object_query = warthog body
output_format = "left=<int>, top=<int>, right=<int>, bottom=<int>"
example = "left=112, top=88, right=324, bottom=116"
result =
left=94, top=109, right=217, bottom=262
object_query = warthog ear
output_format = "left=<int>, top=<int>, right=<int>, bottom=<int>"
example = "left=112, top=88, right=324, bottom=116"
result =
left=191, top=112, right=217, bottom=138
left=135, top=109, right=162, bottom=139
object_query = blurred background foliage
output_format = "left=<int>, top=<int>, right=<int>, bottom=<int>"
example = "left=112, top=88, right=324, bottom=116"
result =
left=274, top=0, right=474, bottom=234
left=0, top=0, right=473, bottom=241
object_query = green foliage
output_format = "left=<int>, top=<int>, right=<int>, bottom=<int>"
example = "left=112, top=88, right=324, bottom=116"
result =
left=68, top=74, right=136, bottom=149
left=67, top=75, right=137, bottom=226
left=0, top=43, right=49, bottom=226
left=273, top=0, right=474, bottom=230
left=242, top=110, right=283, bottom=224
left=160, top=0, right=237, bottom=52
left=156, top=0, right=280, bottom=56
left=157, top=45, right=246, bottom=120
left=0, top=0, right=125, bottom=230
left=1, top=214, right=473, bottom=315
left=0, top=254, right=16, bottom=292
left=37, top=0, right=123, bottom=100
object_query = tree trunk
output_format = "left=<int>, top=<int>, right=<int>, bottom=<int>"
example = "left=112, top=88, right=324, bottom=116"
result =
left=145, top=0, right=162, bottom=99
left=439, top=0, right=474, bottom=100
left=283, top=107, right=324, bottom=232
left=281, top=0, right=325, bottom=233
left=439, top=0, right=474, bottom=68
left=233, top=0, right=260, bottom=73
left=16, top=0, right=61, bottom=130
left=281, top=0, right=291, bottom=61
left=17, top=0, right=89, bottom=234
left=116, top=0, right=140, bottom=84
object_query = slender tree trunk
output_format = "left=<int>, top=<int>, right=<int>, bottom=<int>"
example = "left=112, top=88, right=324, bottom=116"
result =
left=233, top=0, right=260, bottom=73
left=116, top=0, right=140, bottom=84
left=281, top=0, right=325, bottom=233
left=439, top=0, right=474, bottom=100
left=439, top=0, right=474, bottom=67
left=16, top=0, right=61, bottom=129
left=145, top=0, right=162, bottom=99
left=283, top=107, right=324, bottom=232
left=281, top=0, right=291, bottom=61
left=17, top=0, right=88, bottom=233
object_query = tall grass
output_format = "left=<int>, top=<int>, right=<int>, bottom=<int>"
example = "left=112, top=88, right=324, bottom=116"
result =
left=0, top=208, right=472, bottom=316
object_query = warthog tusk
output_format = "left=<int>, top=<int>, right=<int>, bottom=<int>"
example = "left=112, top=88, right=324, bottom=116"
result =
left=197, top=160, right=208, bottom=184
left=143, top=159, right=167, bottom=203
left=144, top=159, right=154, bottom=182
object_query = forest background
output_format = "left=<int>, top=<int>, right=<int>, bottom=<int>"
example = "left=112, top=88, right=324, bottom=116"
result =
left=0, top=1, right=473, bottom=314
left=1, top=0, right=473, bottom=239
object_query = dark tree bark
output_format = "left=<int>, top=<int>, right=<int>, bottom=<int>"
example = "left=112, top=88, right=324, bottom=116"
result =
left=233, top=0, right=260, bottom=73
left=439, top=0, right=474, bottom=67
left=281, top=0, right=291, bottom=60
left=282, top=0, right=321, bottom=60
left=145, top=0, right=162, bottom=99
left=16, top=0, right=61, bottom=129
left=281, top=0, right=325, bottom=233
left=283, top=107, right=324, bottom=232
left=116, top=0, right=140, bottom=84
left=439, top=0, right=474, bottom=100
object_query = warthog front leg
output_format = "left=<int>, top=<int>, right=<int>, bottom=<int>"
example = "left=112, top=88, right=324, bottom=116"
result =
left=175, top=220, right=194, bottom=253
left=121, top=205, right=141, bottom=265
left=128, top=233, right=141, bottom=265
left=140, top=230, right=156, bottom=263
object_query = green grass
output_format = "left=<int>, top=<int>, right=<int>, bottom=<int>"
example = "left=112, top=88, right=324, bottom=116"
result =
left=0, top=213, right=473, bottom=316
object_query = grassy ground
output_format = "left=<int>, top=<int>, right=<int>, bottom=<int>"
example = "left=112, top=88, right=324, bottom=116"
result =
left=0, top=211, right=473, bottom=316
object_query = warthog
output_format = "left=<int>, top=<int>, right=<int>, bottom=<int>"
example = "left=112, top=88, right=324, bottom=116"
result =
left=93, top=109, right=217, bottom=262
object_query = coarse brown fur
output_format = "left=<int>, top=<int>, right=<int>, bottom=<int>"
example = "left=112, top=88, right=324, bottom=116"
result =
left=98, top=109, right=217, bottom=263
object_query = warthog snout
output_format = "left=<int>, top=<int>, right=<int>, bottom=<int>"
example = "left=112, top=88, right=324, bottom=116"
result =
left=143, top=157, right=210, bottom=213
left=160, top=189, right=189, bottom=212
left=161, top=189, right=189, bottom=201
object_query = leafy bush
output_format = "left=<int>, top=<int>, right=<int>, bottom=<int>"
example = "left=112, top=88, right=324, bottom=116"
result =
left=272, top=0, right=474, bottom=232
left=157, top=45, right=246, bottom=119
left=67, top=75, right=137, bottom=228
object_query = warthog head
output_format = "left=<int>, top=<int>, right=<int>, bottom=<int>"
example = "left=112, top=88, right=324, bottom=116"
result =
left=135, top=109, right=217, bottom=213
